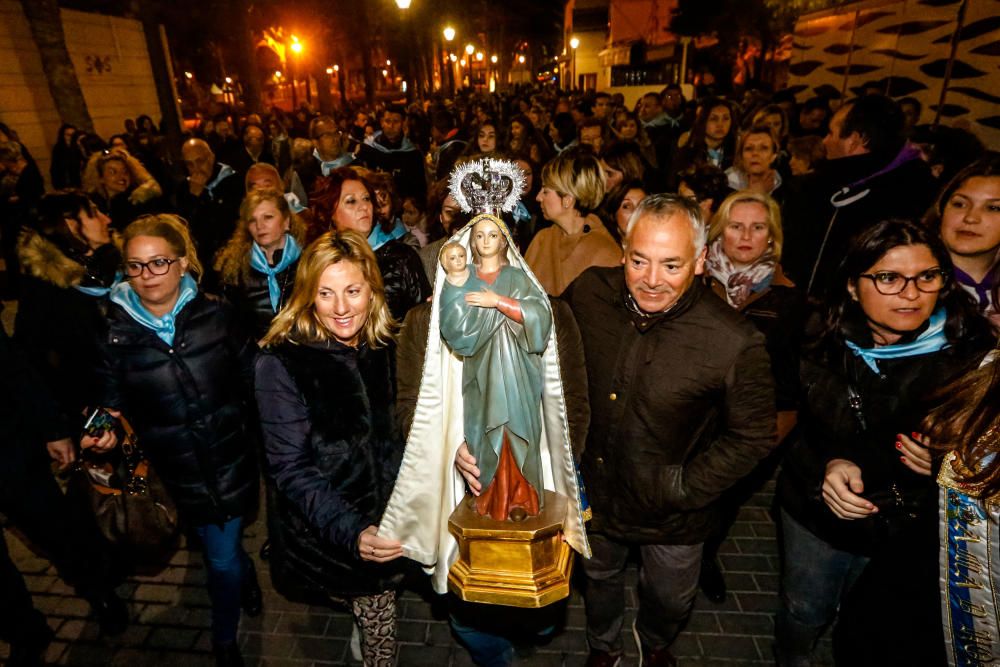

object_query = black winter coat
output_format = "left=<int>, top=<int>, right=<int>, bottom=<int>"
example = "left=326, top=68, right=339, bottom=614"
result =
left=780, top=148, right=936, bottom=297
left=777, top=325, right=993, bottom=555
left=172, top=164, right=245, bottom=271
left=222, top=260, right=298, bottom=340
left=376, top=239, right=431, bottom=322
left=255, top=339, right=404, bottom=597
left=94, top=293, right=258, bottom=525
left=565, top=269, right=777, bottom=544
left=15, top=230, right=119, bottom=422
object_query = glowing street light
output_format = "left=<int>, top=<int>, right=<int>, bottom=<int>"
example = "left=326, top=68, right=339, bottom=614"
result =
left=333, top=64, right=340, bottom=72
left=465, top=44, right=475, bottom=55
left=224, top=76, right=233, bottom=84
left=460, top=59, right=467, bottom=67
left=570, top=36, right=580, bottom=50
left=386, top=59, right=392, bottom=66
left=395, top=0, right=411, bottom=8
left=183, top=71, right=193, bottom=79
left=490, top=54, right=498, bottom=64
left=274, top=70, right=282, bottom=78
left=382, top=69, right=389, bottom=76
left=290, top=36, right=303, bottom=54
left=326, top=67, right=334, bottom=75
left=443, top=26, right=456, bottom=42
left=450, top=54, right=457, bottom=62
left=517, top=55, right=525, bottom=64
left=475, top=51, right=484, bottom=61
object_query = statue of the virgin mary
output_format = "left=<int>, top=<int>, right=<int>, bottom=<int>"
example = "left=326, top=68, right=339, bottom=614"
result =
left=377, top=158, right=590, bottom=597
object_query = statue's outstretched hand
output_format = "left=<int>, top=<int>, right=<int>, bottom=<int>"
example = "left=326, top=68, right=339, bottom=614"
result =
left=456, top=441, right=482, bottom=495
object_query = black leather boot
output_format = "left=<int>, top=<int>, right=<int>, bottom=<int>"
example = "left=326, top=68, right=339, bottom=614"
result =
left=90, top=590, right=129, bottom=636
left=698, top=556, right=727, bottom=603
left=241, top=558, right=263, bottom=618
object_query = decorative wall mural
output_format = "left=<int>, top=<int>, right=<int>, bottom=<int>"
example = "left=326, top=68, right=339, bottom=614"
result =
left=788, top=0, right=1000, bottom=149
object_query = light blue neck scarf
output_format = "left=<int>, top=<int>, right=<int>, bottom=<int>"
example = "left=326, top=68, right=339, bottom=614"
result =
left=110, top=273, right=199, bottom=346
left=368, top=218, right=407, bottom=251
left=845, top=307, right=950, bottom=373
left=249, top=234, right=301, bottom=312
left=513, top=200, right=531, bottom=223
left=74, top=271, right=123, bottom=297
left=205, top=163, right=236, bottom=199
left=313, top=148, right=353, bottom=176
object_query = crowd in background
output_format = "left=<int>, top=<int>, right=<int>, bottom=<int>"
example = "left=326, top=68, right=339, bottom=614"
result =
left=1, top=79, right=999, bottom=667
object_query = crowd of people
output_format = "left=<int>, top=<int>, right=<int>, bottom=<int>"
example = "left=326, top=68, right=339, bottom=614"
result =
left=0, top=80, right=999, bottom=667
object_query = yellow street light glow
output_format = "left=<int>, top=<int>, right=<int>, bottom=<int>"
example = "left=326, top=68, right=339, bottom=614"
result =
left=517, top=55, right=525, bottom=64
left=570, top=37, right=580, bottom=49
left=475, top=52, right=484, bottom=61
left=290, top=41, right=303, bottom=54
left=395, top=0, right=411, bottom=8
left=382, top=69, right=389, bottom=76
left=274, top=70, right=282, bottom=78
left=460, top=59, right=467, bottom=66
left=386, top=60, right=391, bottom=66
left=443, top=27, right=456, bottom=42
left=450, top=54, right=457, bottom=62
left=326, top=67, right=334, bottom=74
left=184, top=71, right=193, bottom=79
left=333, top=64, right=340, bottom=72
left=224, top=76, right=233, bottom=84
left=465, top=44, right=475, bottom=55
left=490, top=54, right=498, bottom=63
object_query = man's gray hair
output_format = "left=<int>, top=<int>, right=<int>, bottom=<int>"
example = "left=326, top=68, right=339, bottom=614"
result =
left=625, top=192, right=707, bottom=255
left=0, top=141, right=24, bottom=164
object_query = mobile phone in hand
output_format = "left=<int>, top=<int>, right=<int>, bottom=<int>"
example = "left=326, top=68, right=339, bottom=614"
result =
left=82, top=407, right=116, bottom=439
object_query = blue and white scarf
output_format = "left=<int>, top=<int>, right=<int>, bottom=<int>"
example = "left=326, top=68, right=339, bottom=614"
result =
left=845, top=307, right=949, bottom=373
left=368, top=219, right=407, bottom=251
left=74, top=271, right=123, bottom=297
left=313, top=148, right=353, bottom=177
left=249, top=234, right=301, bottom=312
left=110, top=273, right=198, bottom=346
left=204, top=163, right=236, bottom=199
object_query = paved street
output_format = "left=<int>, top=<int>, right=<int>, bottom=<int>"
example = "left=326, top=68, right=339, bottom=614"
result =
left=0, top=474, right=834, bottom=667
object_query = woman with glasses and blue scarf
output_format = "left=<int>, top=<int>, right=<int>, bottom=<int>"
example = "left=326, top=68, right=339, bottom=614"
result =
left=774, top=219, right=995, bottom=667
left=214, top=189, right=307, bottom=339
left=88, top=214, right=261, bottom=667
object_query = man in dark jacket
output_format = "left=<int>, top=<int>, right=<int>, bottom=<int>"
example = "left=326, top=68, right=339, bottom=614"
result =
left=0, top=326, right=126, bottom=665
left=296, top=115, right=354, bottom=199
left=781, top=95, right=936, bottom=297
left=356, top=105, right=427, bottom=204
left=173, top=138, right=244, bottom=274
left=0, top=141, right=44, bottom=298
left=564, top=194, right=777, bottom=666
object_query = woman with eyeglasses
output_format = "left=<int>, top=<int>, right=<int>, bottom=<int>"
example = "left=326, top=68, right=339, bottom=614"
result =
left=773, top=219, right=995, bottom=667
left=85, top=214, right=261, bottom=667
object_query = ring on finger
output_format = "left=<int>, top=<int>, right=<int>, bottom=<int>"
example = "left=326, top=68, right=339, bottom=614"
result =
left=371, top=546, right=376, bottom=555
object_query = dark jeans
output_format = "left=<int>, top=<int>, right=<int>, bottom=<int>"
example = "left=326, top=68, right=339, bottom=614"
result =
left=583, top=533, right=702, bottom=655
left=0, top=466, right=113, bottom=640
left=449, top=597, right=560, bottom=667
left=193, top=517, right=249, bottom=645
left=775, top=509, right=869, bottom=667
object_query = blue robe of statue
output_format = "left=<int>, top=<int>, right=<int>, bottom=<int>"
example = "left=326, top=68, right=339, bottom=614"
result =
left=439, top=264, right=553, bottom=503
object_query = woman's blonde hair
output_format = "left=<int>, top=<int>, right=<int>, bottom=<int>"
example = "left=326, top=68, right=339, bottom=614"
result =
left=708, top=190, right=783, bottom=262
left=540, top=148, right=606, bottom=214
left=121, top=213, right=204, bottom=282
left=214, top=188, right=309, bottom=286
left=82, top=150, right=157, bottom=200
left=733, top=125, right=779, bottom=174
left=260, top=230, right=396, bottom=349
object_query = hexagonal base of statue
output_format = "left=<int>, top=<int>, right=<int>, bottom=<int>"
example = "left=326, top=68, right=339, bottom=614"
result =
left=447, top=489, right=573, bottom=608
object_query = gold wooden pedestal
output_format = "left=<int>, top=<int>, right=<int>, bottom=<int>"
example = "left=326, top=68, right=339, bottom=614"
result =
left=447, top=490, right=573, bottom=608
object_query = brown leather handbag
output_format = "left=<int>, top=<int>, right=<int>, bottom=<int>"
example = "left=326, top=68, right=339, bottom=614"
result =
left=72, top=415, right=179, bottom=561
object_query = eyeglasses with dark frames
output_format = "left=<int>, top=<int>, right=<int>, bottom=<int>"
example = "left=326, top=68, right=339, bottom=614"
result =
left=124, top=257, right=181, bottom=278
left=857, top=267, right=947, bottom=295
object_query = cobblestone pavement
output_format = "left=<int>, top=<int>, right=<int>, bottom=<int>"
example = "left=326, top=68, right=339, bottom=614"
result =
left=2, top=475, right=840, bottom=667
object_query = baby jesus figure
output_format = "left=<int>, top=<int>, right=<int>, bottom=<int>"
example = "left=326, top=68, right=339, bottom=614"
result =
left=438, top=217, right=553, bottom=521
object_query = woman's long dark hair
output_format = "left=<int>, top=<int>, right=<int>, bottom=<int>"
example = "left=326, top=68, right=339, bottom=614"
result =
left=687, top=98, right=740, bottom=160
left=815, top=218, right=990, bottom=352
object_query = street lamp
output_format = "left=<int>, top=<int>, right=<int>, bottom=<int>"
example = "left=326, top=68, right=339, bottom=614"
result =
left=443, top=26, right=455, bottom=42
left=569, top=36, right=579, bottom=90
left=475, top=52, right=484, bottom=61
left=465, top=44, right=475, bottom=56
left=490, top=54, right=498, bottom=64
left=395, top=0, right=411, bottom=8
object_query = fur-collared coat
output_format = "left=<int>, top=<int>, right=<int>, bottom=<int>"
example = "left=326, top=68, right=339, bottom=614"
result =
left=254, top=339, right=405, bottom=598
left=14, top=229, right=114, bottom=421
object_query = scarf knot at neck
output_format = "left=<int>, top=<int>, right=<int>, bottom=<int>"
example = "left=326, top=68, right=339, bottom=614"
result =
left=705, top=238, right=776, bottom=309
left=110, top=273, right=199, bottom=345
left=250, top=234, right=301, bottom=312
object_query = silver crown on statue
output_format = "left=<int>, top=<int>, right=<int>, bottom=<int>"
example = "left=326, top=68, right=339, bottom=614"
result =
left=449, top=158, right=525, bottom=217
